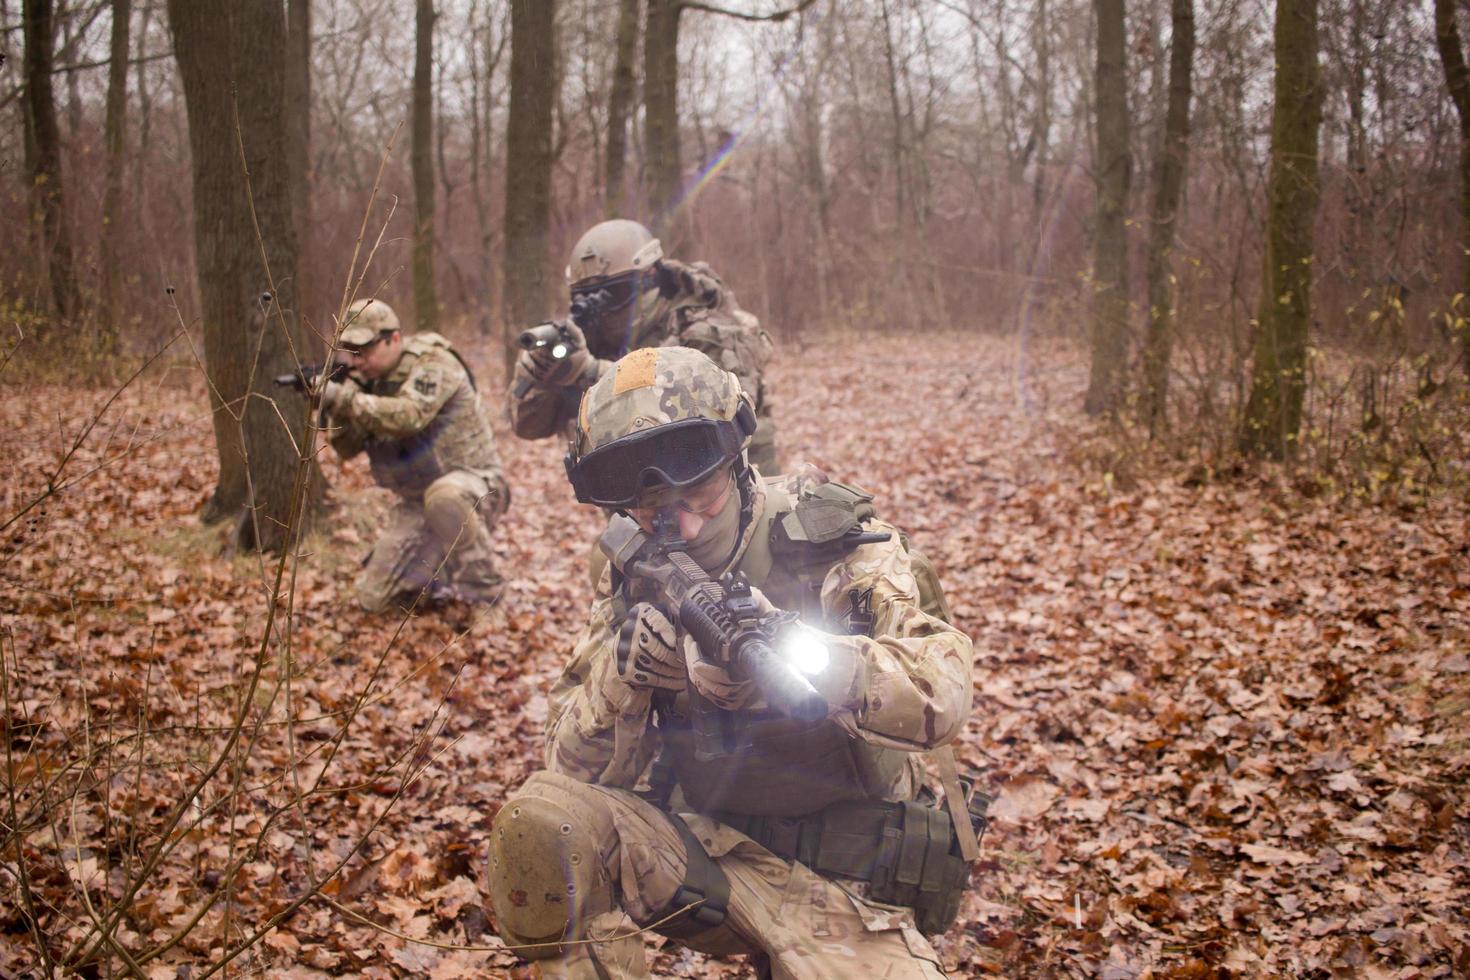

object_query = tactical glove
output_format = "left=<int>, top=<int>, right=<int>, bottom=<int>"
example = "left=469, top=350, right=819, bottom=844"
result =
left=519, top=320, right=595, bottom=387
left=613, top=602, right=684, bottom=693
left=320, top=379, right=357, bottom=413
left=685, top=646, right=757, bottom=711
left=681, top=584, right=775, bottom=712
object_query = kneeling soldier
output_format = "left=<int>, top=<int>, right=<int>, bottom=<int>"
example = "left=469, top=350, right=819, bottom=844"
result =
left=318, top=298, right=509, bottom=611
left=487, top=347, right=979, bottom=978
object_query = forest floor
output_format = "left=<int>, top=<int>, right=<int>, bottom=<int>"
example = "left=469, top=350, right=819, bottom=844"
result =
left=1, top=333, right=1467, bottom=978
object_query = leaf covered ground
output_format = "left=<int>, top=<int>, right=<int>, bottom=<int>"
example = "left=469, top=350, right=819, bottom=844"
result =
left=1, top=334, right=1467, bottom=978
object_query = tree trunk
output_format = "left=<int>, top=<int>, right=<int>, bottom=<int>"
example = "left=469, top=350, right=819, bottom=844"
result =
left=1435, top=0, right=1470, bottom=375
left=285, top=0, right=313, bottom=343
left=1141, top=0, right=1193, bottom=433
left=23, top=0, right=79, bottom=330
left=606, top=0, right=641, bottom=217
left=100, top=0, right=132, bottom=347
left=1240, top=0, right=1321, bottom=458
left=1031, top=0, right=1051, bottom=225
left=643, top=0, right=683, bottom=242
left=133, top=0, right=153, bottom=214
left=412, top=0, right=439, bottom=332
left=168, top=0, right=321, bottom=550
left=1085, top=0, right=1132, bottom=416
left=503, top=0, right=556, bottom=366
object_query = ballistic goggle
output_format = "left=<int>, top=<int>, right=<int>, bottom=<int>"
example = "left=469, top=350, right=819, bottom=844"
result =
left=565, top=403, right=756, bottom=508
left=570, top=270, right=647, bottom=318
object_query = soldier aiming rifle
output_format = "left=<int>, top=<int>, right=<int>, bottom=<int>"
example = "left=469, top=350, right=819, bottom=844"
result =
left=488, top=346, right=984, bottom=978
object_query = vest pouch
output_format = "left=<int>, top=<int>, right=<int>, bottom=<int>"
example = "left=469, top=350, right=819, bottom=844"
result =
left=866, top=800, right=972, bottom=936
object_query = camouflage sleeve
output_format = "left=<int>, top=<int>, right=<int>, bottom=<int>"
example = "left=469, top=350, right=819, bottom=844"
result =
left=324, top=381, right=368, bottom=458
left=817, top=521, right=973, bottom=751
left=545, top=594, right=660, bottom=787
left=679, top=311, right=772, bottom=408
left=508, top=358, right=610, bottom=441
left=340, top=349, right=463, bottom=439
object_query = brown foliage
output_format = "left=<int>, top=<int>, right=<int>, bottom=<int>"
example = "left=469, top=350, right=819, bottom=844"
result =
left=2, top=333, right=1466, bottom=976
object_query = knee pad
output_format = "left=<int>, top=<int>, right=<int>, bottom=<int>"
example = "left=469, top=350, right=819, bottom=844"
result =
left=487, top=792, right=606, bottom=959
left=423, top=480, right=478, bottom=543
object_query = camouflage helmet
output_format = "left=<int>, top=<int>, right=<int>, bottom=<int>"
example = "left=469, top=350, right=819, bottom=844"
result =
left=565, top=220, right=664, bottom=288
left=566, top=346, right=756, bottom=507
left=340, top=298, right=401, bottom=347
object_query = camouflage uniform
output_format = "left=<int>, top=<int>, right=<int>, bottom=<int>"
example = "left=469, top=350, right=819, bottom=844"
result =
left=488, top=461, right=973, bottom=976
left=509, top=259, right=780, bottom=473
left=327, top=332, right=508, bottom=611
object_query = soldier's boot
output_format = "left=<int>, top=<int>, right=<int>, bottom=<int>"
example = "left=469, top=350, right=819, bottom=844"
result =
left=424, top=474, right=504, bottom=604
left=487, top=774, right=651, bottom=978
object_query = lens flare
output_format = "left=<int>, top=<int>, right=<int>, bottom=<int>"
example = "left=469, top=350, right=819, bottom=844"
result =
left=656, top=10, right=820, bottom=230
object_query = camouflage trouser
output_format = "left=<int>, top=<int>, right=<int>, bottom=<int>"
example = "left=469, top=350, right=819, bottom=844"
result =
left=487, top=771, right=947, bottom=979
left=355, top=470, right=509, bottom=612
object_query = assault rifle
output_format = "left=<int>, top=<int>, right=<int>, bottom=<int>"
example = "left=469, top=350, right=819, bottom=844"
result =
left=273, top=360, right=351, bottom=391
left=511, top=286, right=612, bottom=397
left=599, top=512, right=827, bottom=760
left=511, top=322, right=576, bottom=399
left=516, top=321, right=573, bottom=357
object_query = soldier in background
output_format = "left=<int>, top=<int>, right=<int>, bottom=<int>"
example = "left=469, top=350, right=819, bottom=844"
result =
left=487, top=347, right=976, bottom=978
left=510, top=219, right=780, bottom=474
left=317, top=298, right=509, bottom=611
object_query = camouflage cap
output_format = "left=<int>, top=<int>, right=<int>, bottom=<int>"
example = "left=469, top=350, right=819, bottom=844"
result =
left=576, top=346, right=748, bottom=456
left=340, top=298, right=400, bottom=347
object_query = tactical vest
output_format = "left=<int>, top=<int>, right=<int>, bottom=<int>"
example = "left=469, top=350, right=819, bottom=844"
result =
left=656, top=480, right=952, bottom=818
left=364, top=334, right=502, bottom=498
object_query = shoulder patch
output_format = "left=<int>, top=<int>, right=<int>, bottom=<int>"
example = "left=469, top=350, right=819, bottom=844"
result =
left=613, top=347, right=659, bottom=394
left=414, top=374, right=438, bottom=396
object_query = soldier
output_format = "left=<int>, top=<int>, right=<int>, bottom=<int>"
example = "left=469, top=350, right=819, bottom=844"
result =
left=317, top=298, right=509, bottom=612
left=510, top=219, right=780, bottom=474
left=487, top=347, right=977, bottom=978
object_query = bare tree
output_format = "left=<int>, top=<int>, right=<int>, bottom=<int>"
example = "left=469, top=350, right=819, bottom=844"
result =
left=100, top=0, right=132, bottom=345
left=467, top=0, right=509, bottom=334
left=1435, top=0, right=1470, bottom=373
left=1140, top=0, right=1193, bottom=432
left=285, top=0, right=313, bottom=338
left=606, top=0, right=641, bottom=216
left=413, top=0, right=440, bottom=331
left=1085, top=0, right=1132, bottom=415
left=643, top=0, right=683, bottom=238
left=503, top=0, right=556, bottom=354
left=1240, top=0, right=1322, bottom=458
left=168, top=0, right=321, bottom=548
left=643, top=0, right=819, bottom=244
left=23, top=0, right=79, bottom=329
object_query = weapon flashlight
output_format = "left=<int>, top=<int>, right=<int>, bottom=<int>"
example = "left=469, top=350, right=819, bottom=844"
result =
left=778, top=623, right=830, bottom=676
left=517, top=323, right=570, bottom=359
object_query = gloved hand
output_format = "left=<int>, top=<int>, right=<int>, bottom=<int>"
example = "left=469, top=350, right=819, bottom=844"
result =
left=613, top=602, right=684, bottom=693
left=685, top=646, right=757, bottom=711
left=320, top=378, right=356, bottom=413
left=518, top=320, right=594, bottom=387
left=682, top=585, right=776, bottom=712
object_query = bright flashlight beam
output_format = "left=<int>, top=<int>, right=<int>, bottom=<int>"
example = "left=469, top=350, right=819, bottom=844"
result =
left=780, top=626, right=829, bottom=677
left=551, top=343, right=569, bottom=359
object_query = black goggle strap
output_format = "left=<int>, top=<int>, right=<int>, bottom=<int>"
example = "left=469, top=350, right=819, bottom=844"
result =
left=572, top=271, right=646, bottom=312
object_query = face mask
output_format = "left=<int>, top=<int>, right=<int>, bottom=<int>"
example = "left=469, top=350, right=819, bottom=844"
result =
left=683, top=481, right=742, bottom=572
